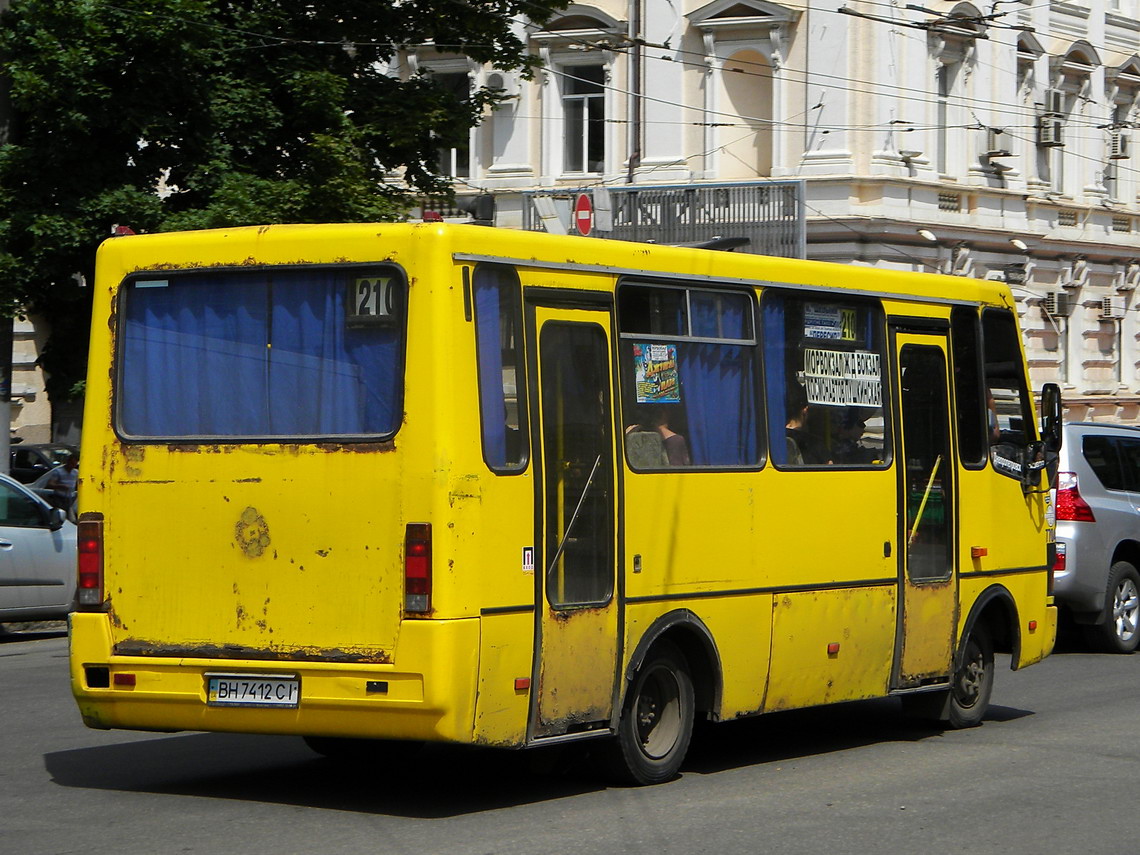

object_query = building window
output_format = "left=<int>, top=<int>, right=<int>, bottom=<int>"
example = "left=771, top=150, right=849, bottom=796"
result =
left=433, top=72, right=471, bottom=178
left=936, top=63, right=953, bottom=174
left=562, top=64, right=606, bottom=173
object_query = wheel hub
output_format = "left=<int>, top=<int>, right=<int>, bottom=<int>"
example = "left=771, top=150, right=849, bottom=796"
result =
left=1112, top=577, right=1139, bottom=643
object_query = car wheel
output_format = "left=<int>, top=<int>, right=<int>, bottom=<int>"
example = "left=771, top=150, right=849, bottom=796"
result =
left=607, top=641, right=695, bottom=785
left=946, top=625, right=994, bottom=729
left=1092, top=561, right=1140, bottom=654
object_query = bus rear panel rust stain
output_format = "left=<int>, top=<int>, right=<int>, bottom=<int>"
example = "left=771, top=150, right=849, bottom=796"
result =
left=112, top=639, right=392, bottom=664
left=235, top=507, right=270, bottom=556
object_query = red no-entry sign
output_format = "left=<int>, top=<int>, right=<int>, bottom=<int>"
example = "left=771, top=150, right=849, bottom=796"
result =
left=574, top=193, right=593, bottom=236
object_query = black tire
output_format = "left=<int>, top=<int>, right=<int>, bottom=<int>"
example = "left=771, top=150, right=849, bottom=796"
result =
left=609, top=641, right=695, bottom=785
left=302, top=735, right=423, bottom=763
left=1089, top=562, right=1140, bottom=654
left=946, top=625, right=994, bottom=729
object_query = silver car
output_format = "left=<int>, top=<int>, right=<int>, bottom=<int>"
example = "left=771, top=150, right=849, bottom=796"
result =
left=0, top=472, right=76, bottom=624
left=1053, top=422, right=1140, bottom=653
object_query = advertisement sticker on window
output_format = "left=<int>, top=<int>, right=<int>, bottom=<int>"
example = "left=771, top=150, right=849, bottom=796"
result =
left=802, top=348, right=882, bottom=407
left=633, top=343, right=681, bottom=403
left=804, top=304, right=858, bottom=342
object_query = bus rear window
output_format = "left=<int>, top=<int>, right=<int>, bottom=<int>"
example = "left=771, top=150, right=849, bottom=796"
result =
left=118, top=266, right=406, bottom=439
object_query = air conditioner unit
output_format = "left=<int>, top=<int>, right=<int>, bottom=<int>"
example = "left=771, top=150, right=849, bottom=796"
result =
left=985, top=127, right=1012, bottom=157
left=1043, top=89, right=1065, bottom=115
left=1110, top=130, right=1130, bottom=160
left=1043, top=291, right=1071, bottom=317
left=484, top=70, right=521, bottom=99
left=1101, top=295, right=1126, bottom=320
left=1038, top=116, right=1065, bottom=147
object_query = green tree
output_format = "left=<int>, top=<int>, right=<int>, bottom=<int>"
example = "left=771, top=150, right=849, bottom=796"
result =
left=0, top=0, right=564, bottom=400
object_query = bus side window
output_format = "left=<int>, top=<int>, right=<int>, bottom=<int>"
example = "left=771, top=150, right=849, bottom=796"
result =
left=617, top=283, right=759, bottom=469
left=763, top=293, right=888, bottom=468
left=951, top=307, right=987, bottom=467
left=981, top=308, right=1034, bottom=480
left=473, top=264, right=526, bottom=471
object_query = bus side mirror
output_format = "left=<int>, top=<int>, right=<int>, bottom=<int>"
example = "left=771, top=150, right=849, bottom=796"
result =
left=1040, top=383, right=1063, bottom=454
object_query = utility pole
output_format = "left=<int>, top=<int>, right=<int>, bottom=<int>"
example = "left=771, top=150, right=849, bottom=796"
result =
left=0, top=0, right=13, bottom=473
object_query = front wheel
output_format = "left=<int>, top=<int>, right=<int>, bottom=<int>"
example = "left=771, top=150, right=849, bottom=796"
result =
left=946, top=625, right=994, bottom=729
left=1090, top=562, right=1140, bottom=654
left=608, top=641, right=695, bottom=785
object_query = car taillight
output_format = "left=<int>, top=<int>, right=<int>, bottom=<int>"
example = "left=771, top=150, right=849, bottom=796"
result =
left=1054, top=472, right=1096, bottom=522
left=77, top=519, right=104, bottom=609
left=404, top=523, right=431, bottom=615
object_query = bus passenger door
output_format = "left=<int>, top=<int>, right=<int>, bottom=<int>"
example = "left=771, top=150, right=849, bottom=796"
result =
left=892, top=332, right=957, bottom=687
left=528, top=302, right=620, bottom=739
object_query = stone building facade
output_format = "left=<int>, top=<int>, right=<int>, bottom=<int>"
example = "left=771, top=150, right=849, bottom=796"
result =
left=401, top=0, right=1140, bottom=422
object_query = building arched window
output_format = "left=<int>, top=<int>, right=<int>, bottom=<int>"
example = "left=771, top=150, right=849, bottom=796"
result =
left=1044, top=43, right=1099, bottom=197
left=719, top=49, right=774, bottom=178
left=1105, top=58, right=1140, bottom=203
left=689, top=0, right=799, bottom=180
left=927, top=5, right=985, bottom=177
left=532, top=6, right=625, bottom=179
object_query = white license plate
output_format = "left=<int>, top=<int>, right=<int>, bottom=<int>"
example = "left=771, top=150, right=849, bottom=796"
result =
left=206, top=674, right=300, bottom=708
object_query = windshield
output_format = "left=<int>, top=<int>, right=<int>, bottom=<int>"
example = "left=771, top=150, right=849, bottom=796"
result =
left=118, top=266, right=406, bottom=440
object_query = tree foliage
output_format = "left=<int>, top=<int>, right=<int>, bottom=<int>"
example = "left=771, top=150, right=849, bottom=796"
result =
left=0, top=0, right=564, bottom=398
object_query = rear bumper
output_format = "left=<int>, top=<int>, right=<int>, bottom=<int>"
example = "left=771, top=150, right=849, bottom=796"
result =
left=1052, top=525, right=1110, bottom=615
left=69, top=612, right=480, bottom=743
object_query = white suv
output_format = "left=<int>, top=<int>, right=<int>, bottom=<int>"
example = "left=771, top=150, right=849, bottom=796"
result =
left=1053, top=422, right=1140, bottom=653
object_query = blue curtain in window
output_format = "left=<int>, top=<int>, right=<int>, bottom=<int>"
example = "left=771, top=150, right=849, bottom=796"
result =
left=121, top=270, right=401, bottom=438
left=474, top=275, right=508, bottom=466
left=122, top=276, right=270, bottom=436
left=762, top=298, right=789, bottom=464
left=680, top=343, right=756, bottom=465
left=682, top=295, right=756, bottom=465
left=270, top=276, right=399, bottom=435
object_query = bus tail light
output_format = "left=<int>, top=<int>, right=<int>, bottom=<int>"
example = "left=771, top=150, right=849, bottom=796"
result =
left=404, top=523, right=432, bottom=615
left=77, top=519, right=104, bottom=609
left=1054, top=472, right=1095, bottom=522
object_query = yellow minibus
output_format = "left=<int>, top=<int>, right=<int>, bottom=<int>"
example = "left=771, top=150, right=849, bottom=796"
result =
left=70, top=223, right=1061, bottom=784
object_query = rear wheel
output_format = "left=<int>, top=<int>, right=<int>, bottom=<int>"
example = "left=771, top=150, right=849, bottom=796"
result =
left=1090, top=562, right=1140, bottom=654
left=608, top=641, right=695, bottom=785
left=946, top=625, right=994, bottom=729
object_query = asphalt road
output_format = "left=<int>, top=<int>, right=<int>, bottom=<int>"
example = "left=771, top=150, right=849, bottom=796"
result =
left=0, top=621, right=1133, bottom=855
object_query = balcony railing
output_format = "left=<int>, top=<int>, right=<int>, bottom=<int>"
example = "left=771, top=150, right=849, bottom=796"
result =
left=521, top=180, right=806, bottom=259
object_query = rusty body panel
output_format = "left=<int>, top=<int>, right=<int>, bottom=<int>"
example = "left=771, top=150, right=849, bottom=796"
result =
left=766, top=586, right=897, bottom=711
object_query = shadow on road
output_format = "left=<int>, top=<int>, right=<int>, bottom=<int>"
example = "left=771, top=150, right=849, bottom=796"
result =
left=46, top=733, right=604, bottom=816
left=683, top=695, right=1031, bottom=776
left=0, top=624, right=67, bottom=644
left=44, top=693, right=1033, bottom=815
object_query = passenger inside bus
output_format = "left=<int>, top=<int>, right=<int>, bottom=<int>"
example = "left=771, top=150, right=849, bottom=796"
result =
left=784, top=385, right=825, bottom=464
left=832, top=408, right=877, bottom=464
left=625, top=405, right=691, bottom=467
